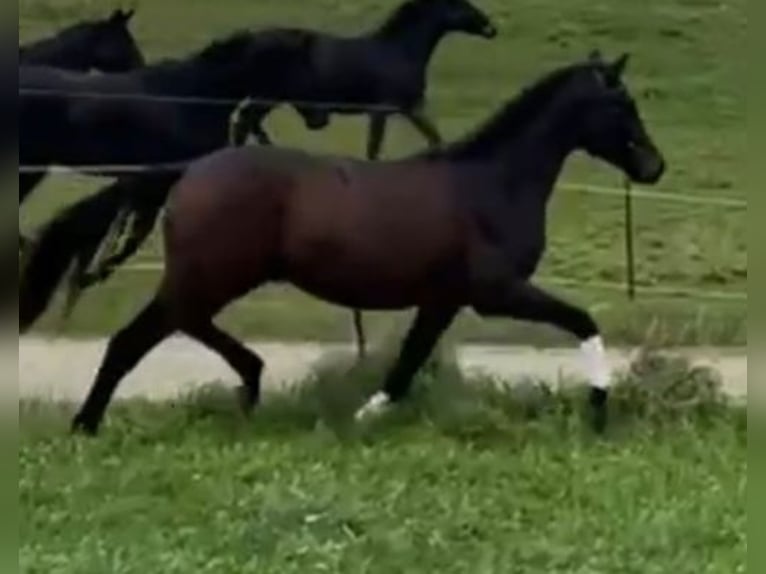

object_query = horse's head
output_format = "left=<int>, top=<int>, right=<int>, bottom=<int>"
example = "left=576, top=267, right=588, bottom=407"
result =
left=84, top=9, right=145, bottom=72
left=575, top=52, right=665, bottom=185
left=425, top=0, right=497, bottom=39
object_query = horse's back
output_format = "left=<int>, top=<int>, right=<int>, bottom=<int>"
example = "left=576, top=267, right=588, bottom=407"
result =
left=165, top=145, right=468, bottom=309
left=309, top=35, right=422, bottom=105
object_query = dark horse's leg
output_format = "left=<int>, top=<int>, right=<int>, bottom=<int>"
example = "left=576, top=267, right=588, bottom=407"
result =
left=19, top=171, right=46, bottom=249
left=473, top=281, right=610, bottom=433
left=182, top=321, right=264, bottom=412
left=355, top=306, right=457, bottom=420
left=72, top=296, right=174, bottom=435
left=366, top=113, right=388, bottom=160
left=230, top=102, right=273, bottom=147
left=72, top=292, right=265, bottom=435
left=404, top=106, right=442, bottom=150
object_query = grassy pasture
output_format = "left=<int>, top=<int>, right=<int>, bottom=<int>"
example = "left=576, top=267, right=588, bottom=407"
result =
left=19, top=350, right=746, bottom=573
left=19, top=0, right=747, bottom=345
left=18, top=4, right=748, bottom=569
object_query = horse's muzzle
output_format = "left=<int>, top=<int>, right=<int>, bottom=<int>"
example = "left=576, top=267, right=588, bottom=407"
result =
left=629, top=143, right=666, bottom=185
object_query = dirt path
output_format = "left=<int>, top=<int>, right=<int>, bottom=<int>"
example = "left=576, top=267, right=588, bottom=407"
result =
left=16, top=336, right=747, bottom=402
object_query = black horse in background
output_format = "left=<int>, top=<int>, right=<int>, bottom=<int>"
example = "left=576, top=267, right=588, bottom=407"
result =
left=234, top=0, right=497, bottom=157
left=20, top=9, right=144, bottom=73
left=17, top=8, right=146, bottom=247
left=16, top=8, right=145, bottom=176
left=19, top=29, right=318, bottom=225
left=19, top=30, right=310, bottom=204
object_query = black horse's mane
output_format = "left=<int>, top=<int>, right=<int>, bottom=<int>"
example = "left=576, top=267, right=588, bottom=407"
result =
left=196, top=28, right=310, bottom=63
left=377, top=0, right=433, bottom=38
left=197, top=31, right=258, bottom=62
left=433, top=61, right=599, bottom=159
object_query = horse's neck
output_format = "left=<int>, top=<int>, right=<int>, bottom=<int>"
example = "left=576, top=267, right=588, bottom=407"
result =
left=493, top=104, right=581, bottom=204
left=375, top=18, right=447, bottom=70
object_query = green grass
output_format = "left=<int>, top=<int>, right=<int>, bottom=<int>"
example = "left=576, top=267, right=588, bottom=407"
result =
left=18, top=0, right=747, bottom=345
left=20, top=350, right=746, bottom=573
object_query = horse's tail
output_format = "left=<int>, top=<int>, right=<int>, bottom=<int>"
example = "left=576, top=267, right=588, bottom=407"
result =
left=19, top=171, right=179, bottom=332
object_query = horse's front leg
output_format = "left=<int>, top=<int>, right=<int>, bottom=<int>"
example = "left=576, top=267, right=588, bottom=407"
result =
left=251, top=125, right=274, bottom=147
left=404, top=106, right=442, bottom=150
left=230, top=102, right=273, bottom=147
left=472, top=279, right=611, bottom=433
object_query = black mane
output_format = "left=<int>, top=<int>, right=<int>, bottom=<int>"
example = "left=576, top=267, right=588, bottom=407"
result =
left=377, top=0, right=431, bottom=38
left=433, top=61, right=598, bottom=160
left=197, top=31, right=256, bottom=62
left=196, top=28, right=310, bottom=64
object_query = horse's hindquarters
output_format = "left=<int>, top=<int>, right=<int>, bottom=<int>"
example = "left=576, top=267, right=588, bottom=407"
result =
left=161, top=147, right=469, bottom=314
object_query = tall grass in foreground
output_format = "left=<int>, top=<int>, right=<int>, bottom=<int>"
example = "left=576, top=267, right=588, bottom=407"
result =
left=19, top=346, right=746, bottom=574
left=21, top=344, right=744, bottom=443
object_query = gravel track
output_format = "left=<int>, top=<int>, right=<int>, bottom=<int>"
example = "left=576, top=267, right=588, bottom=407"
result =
left=15, top=336, right=747, bottom=403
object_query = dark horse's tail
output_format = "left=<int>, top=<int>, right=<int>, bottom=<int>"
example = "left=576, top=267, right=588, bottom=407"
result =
left=19, top=170, right=180, bottom=332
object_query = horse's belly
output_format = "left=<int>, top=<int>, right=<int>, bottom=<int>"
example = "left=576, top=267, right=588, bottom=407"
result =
left=284, top=226, right=466, bottom=310
left=289, top=265, right=464, bottom=311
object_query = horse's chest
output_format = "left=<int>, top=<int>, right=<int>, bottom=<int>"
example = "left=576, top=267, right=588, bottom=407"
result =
left=471, top=206, right=548, bottom=280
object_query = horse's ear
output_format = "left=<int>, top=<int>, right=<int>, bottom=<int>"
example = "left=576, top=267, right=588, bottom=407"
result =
left=110, top=8, right=135, bottom=25
left=608, top=53, right=630, bottom=80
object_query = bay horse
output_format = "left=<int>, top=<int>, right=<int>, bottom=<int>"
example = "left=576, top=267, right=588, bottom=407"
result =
left=234, top=0, right=497, bottom=154
left=20, top=9, right=144, bottom=73
left=20, top=53, right=666, bottom=436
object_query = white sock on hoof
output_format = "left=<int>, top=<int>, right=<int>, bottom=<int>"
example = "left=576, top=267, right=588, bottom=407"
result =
left=580, top=335, right=611, bottom=390
left=355, top=391, right=391, bottom=421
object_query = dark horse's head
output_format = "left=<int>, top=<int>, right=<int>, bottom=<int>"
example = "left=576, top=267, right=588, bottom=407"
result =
left=575, top=52, right=665, bottom=184
left=70, top=9, right=144, bottom=72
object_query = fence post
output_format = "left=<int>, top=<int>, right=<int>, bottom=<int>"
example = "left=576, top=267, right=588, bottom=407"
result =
left=624, top=179, right=637, bottom=300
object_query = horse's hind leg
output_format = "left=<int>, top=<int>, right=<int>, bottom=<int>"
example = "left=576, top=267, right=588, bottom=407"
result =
left=355, top=306, right=457, bottom=420
left=72, top=296, right=175, bottom=435
left=404, top=106, right=442, bottom=149
left=182, top=321, right=264, bottom=412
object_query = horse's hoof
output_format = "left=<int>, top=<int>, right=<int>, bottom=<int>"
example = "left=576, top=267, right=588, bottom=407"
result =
left=71, top=415, right=99, bottom=437
left=355, top=391, right=391, bottom=422
left=237, top=385, right=259, bottom=415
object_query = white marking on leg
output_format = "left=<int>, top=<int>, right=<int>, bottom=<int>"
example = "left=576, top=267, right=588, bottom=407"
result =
left=354, top=391, right=391, bottom=421
left=580, top=335, right=611, bottom=390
